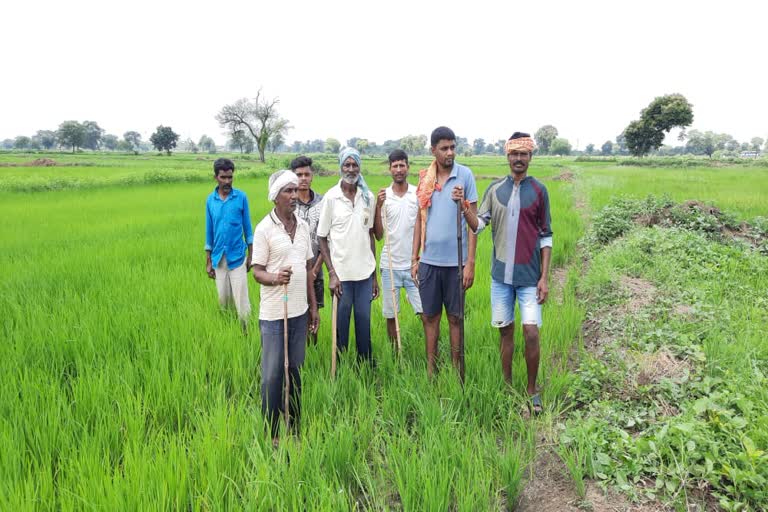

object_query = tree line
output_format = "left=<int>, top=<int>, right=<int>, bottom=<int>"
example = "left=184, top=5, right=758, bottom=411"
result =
left=4, top=92, right=765, bottom=160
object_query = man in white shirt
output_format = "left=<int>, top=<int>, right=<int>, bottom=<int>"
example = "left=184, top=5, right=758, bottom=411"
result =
left=318, top=147, right=379, bottom=363
left=374, top=150, right=423, bottom=345
left=251, top=170, right=319, bottom=444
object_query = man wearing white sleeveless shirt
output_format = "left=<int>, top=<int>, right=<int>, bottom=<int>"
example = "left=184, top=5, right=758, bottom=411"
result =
left=373, top=149, right=423, bottom=346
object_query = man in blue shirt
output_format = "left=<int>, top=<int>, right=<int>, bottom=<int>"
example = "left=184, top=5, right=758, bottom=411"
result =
left=205, top=158, right=254, bottom=332
left=411, top=127, right=478, bottom=381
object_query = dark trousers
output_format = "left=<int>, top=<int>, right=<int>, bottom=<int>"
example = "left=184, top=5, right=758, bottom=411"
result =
left=337, top=277, right=373, bottom=362
left=259, top=312, right=307, bottom=438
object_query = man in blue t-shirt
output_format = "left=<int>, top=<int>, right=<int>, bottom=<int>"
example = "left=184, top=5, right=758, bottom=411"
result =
left=204, top=158, right=254, bottom=333
left=411, top=127, right=478, bottom=381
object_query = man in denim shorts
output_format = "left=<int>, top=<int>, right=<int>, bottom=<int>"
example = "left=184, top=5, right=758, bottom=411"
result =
left=466, top=132, right=552, bottom=414
left=374, top=150, right=423, bottom=347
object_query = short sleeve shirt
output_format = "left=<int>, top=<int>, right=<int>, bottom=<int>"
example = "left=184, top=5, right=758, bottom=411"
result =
left=316, top=182, right=376, bottom=282
left=421, top=163, right=478, bottom=267
left=252, top=211, right=313, bottom=321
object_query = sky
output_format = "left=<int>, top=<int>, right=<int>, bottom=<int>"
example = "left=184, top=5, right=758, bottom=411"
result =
left=2, top=0, right=766, bottom=149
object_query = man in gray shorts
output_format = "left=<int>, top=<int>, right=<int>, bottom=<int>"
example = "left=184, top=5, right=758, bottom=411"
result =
left=411, top=127, right=478, bottom=381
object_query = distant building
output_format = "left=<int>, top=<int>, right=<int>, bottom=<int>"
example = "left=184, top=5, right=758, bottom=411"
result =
left=740, top=151, right=760, bottom=158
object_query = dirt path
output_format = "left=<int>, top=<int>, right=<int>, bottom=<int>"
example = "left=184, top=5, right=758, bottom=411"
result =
left=515, top=167, right=674, bottom=512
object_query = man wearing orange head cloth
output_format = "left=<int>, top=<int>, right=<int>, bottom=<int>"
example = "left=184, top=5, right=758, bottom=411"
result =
left=467, top=132, right=553, bottom=415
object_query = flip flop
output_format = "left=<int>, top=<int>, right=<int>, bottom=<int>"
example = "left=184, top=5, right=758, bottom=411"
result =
left=528, top=393, right=543, bottom=416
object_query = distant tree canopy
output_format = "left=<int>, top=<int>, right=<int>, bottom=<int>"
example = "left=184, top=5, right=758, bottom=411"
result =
left=229, top=130, right=253, bottom=154
left=102, top=134, right=119, bottom=151
left=585, top=143, right=595, bottom=155
left=123, top=131, right=142, bottom=154
left=150, top=125, right=180, bottom=155
left=685, top=130, right=730, bottom=158
left=198, top=135, right=216, bottom=153
left=82, top=121, right=104, bottom=151
left=601, top=140, right=614, bottom=155
left=400, top=134, right=427, bottom=156
left=473, top=138, right=486, bottom=155
left=57, top=121, right=87, bottom=153
left=35, top=130, right=57, bottom=150
left=550, top=137, right=572, bottom=156
left=14, top=136, right=31, bottom=150
left=534, top=125, right=558, bottom=154
left=268, top=133, right=284, bottom=153
left=216, top=90, right=290, bottom=163
left=325, top=138, right=341, bottom=154
left=623, top=94, right=693, bottom=157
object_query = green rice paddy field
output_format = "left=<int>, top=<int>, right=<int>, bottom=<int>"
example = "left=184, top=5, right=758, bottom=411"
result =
left=1, top=152, right=767, bottom=510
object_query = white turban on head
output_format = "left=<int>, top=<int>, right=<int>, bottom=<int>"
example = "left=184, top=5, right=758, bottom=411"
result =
left=268, top=169, right=298, bottom=201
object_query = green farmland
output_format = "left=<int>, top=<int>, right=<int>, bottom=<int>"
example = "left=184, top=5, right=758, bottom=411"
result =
left=1, top=152, right=767, bottom=510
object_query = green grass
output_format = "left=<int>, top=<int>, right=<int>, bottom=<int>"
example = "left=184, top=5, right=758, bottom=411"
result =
left=0, top=153, right=584, bottom=510
left=570, top=161, right=768, bottom=220
left=4, top=151, right=766, bottom=509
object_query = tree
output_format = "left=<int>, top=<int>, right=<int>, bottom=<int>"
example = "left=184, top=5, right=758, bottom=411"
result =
left=2, top=139, right=14, bottom=149
left=269, top=132, right=284, bottom=153
left=290, top=141, right=302, bottom=153
left=14, top=136, right=31, bottom=150
left=216, top=90, right=290, bottom=163
left=615, top=132, right=628, bottom=155
left=496, top=139, right=506, bottom=155
left=180, top=138, right=198, bottom=153
left=116, top=139, right=133, bottom=152
left=725, top=138, right=740, bottom=152
left=400, top=134, right=427, bottom=155
left=456, top=137, right=471, bottom=155
left=601, top=140, right=614, bottom=155
left=198, top=135, right=216, bottom=153
left=309, top=139, right=324, bottom=153
left=534, top=125, right=558, bottom=154
left=325, top=138, right=341, bottom=154
left=486, top=143, right=496, bottom=153
left=751, top=137, right=764, bottom=153
left=102, top=134, right=119, bottom=151
left=57, top=121, right=86, bottom=153
left=585, top=143, right=595, bottom=155
left=622, top=94, right=693, bottom=156
left=149, top=125, right=180, bottom=155
left=624, top=119, right=664, bottom=157
left=35, top=130, right=57, bottom=150
left=473, top=138, right=486, bottom=155
left=355, top=139, right=369, bottom=154
left=550, top=137, right=572, bottom=156
left=123, top=131, right=142, bottom=155
left=82, top=121, right=105, bottom=150
left=685, top=130, right=728, bottom=158
left=229, top=130, right=250, bottom=153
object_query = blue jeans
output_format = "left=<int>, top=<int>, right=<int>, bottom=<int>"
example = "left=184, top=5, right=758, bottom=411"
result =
left=337, top=277, right=373, bottom=362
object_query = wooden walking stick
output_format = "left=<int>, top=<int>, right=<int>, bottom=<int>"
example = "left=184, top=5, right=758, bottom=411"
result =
left=331, top=293, right=338, bottom=379
left=455, top=200, right=466, bottom=384
left=282, top=284, right=290, bottom=431
left=381, top=204, right=402, bottom=354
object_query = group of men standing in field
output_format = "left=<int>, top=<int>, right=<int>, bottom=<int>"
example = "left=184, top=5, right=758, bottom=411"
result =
left=204, top=126, right=553, bottom=443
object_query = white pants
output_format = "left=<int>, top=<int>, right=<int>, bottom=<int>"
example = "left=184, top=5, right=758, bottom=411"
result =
left=215, top=257, right=251, bottom=321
